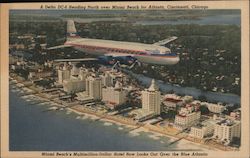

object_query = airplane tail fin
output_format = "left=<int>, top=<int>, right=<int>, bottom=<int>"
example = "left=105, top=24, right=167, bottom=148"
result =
left=66, top=20, right=81, bottom=41
left=47, top=20, right=79, bottom=50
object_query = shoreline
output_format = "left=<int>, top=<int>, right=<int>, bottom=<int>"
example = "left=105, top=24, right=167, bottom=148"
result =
left=9, top=78, right=229, bottom=151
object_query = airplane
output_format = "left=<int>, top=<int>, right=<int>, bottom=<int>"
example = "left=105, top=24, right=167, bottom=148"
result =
left=48, top=20, right=180, bottom=65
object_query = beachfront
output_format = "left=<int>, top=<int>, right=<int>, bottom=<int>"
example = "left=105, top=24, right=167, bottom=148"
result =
left=9, top=75, right=238, bottom=151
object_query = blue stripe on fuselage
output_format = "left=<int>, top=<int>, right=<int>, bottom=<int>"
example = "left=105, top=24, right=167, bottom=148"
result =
left=151, top=52, right=177, bottom=57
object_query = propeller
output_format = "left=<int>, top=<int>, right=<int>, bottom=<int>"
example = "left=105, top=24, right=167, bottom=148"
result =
left=129, top=60, right=141, bottom=69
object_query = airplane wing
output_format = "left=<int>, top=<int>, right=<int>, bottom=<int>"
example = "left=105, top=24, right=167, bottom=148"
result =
left=47, top=44, right=73, bottom=50
left=54, top=58, right=98, bottom=62
left=153, top=36, right=178, bottom=46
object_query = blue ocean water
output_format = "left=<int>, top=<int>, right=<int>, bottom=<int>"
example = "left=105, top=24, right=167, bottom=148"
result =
left=9, top=86, right=203, bottom=151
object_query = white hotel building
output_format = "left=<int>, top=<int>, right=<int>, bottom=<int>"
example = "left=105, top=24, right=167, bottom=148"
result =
left=58, top=63, right=70, bottom=84
left=86, top=75, right=102, bottom=100
left=174, top=106, right=201, bottom=130
left=189, top=120, right=215, bottom=139
left=63, top=78, right=85, bottom=93
left=62, top=67, right=90, bottom=93
left=102, top=81, right=128, bottom=109
left=100, top=72, right=113, bottom=87
left=213, top=119, right=241, bottom=144
left=141, top=79, right=161, bottom=115
left=206, top=103, right=225, bottom=114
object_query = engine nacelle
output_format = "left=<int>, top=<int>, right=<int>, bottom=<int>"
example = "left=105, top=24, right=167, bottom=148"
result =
left=98, top=56, right=117, bottom=65
left=113, top=56, right=136, bottom=65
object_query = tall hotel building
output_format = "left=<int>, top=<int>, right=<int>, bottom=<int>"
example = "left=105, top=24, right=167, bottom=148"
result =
left=101, top=72, right=113, bottom=87
left=58, top=63, right=70, bottom=84
left=141, top=79, right=161, bottom=115
left=78, top=67, right=90, bottom=81
left=86, top=75, right=102, bottom=100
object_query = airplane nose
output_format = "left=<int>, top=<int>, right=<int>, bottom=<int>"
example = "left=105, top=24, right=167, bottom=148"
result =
left=176, top=56, right=180, bottom=63
left=173, top=56, right=180, bottom=64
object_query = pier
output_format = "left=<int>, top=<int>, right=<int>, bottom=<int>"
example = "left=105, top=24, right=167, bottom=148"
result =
left=165, top=137, right=185, bottom=147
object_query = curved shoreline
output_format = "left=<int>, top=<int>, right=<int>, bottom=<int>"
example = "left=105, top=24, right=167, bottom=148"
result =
left=10, top=78, right=229, bottom=151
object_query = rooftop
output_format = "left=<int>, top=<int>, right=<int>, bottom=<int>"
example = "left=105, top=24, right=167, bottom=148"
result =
left=164, top=98, right=182, bottom=103
left=147, top=79, right=159, bottom=91
left=216, top=119, right=238, bottom=126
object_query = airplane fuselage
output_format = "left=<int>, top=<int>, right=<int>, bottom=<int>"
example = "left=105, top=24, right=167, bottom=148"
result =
left=64, top=37, right=180, bottom=65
